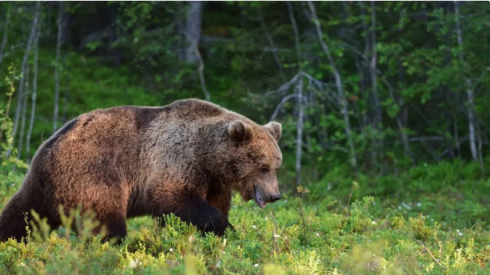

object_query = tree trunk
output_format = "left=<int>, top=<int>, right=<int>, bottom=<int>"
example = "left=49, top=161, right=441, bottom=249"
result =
left=11, top=2, right=40, bottom=149
left=287, top=2, right=301, bottom=64
left=184, top=1, right=203, bottom=64
left=454, top=1, right=477, bottom=160
left=307, top=1, right=357, bottom=169
left=53, top=2, right=64, bottom=132
left=369, top=1, right=382, bottom=129
left=396, top=60, right=413, bottom=161
left=395, top=10, right=414, bottom=162
left=354, top=55, right=369, bottom=130
left=295, top=76, right=304, bottom=186
left=18, top=65, right=30, bottom=160
left=176, top=2, right=185, bottom=62
left=62, top=56, right=70, bottom=123
left=359, top=1, right=370, bottom=105
left=0, top=8, right=10, bottom=68
left=26, top=27, right=40, bottom=164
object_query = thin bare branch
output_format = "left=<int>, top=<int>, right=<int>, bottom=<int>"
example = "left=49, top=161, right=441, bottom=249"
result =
left=415, top=240, right=447, bottom=270
left=263, top=72, right=302, bottom=98
left=184, top=31, right=211, bottom=101
left=259, top=12, right=285, bottom=79
left=270, top=94, right=298, bottom=121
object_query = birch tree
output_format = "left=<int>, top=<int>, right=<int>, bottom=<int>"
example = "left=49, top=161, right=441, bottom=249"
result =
left=18, top=66, right=29, bottom=160
left=11, top=2, right=40, bottom=149
left=369, top=1, right=382, bottom=131
left=307, top=1, right=357, bottom=168
left=288, top=2, right=304, bottom=185
left=26, top=26, right=40, bottom=164
left=292, top=78, right=305, bottom=186
left=454, top=1, right=478, bottom=161
left=53, top=2, right=64, bottom=132
left=0, top=7, right=10, bottom=68
left=184, top=1, right=203, bottom=64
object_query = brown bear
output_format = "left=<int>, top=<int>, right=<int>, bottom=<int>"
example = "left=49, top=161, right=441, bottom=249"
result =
left=0, top=99, right=282, bottom=242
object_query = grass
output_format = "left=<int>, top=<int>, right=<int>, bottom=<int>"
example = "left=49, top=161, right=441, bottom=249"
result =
left=0, top=160, right=489, bottom=274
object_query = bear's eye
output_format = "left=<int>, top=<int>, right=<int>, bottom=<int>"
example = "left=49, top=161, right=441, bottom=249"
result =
left=260, top=167, right=270, bottom=173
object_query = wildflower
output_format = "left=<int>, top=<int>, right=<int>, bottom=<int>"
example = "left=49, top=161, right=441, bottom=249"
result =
left=254, top=264, right=259, bottom=267
left=372, top=221, right=376, bottom=225
left=417, top=202, right=422, bottom=207
left=129, top=259, right=142, bottom=269
left=252, top=225, right=257, bottom=229
left=274, top=234, right=281, bottom=238
left=169, top=248, right=174, bottom=252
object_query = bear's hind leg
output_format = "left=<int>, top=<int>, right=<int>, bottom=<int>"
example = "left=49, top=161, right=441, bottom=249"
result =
left=93, top=211, right=127, bottom=244
left=0, top=194, right=31, bottom=242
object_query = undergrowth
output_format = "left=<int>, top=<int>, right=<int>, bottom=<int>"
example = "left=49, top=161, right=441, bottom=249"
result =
left=0, top=165, right=488, bottom=274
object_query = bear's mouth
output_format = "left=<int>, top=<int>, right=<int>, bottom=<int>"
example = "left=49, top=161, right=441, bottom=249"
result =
left=254, top=185, right=267, bottom=208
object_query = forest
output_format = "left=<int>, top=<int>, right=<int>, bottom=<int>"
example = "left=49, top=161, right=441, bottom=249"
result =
left=0, top=1, right=489, bottom=274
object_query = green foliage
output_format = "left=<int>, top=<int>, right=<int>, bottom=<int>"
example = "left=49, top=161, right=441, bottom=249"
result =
left=0, top=65, right=28, bottom=208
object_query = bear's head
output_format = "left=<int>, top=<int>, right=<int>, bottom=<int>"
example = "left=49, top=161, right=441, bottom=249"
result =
left=226, top=120, right=283, bottom=208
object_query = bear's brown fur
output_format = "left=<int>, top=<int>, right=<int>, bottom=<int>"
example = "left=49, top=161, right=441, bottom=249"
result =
left=0, top=99, right=282, bottom=242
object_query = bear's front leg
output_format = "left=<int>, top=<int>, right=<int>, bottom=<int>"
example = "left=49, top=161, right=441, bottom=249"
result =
left=149, top=193, right=230, bottom=236
left=207, top=188, right=235, bottom=233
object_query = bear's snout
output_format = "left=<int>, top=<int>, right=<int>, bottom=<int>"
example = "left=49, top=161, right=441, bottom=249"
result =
left=270, top=194, right=281, bottom=202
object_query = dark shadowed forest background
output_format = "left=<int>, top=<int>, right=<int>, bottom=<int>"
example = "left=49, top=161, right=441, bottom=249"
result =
left=2, top=1, right=490, bottom=179
left=0, top=2, right=489, bottom=274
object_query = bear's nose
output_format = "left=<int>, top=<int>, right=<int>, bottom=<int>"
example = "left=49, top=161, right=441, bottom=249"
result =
left=270, top=194, right=281, bottom=202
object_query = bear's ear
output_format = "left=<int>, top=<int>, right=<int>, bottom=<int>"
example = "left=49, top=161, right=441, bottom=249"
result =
left=264, top=121, right=282, bottom=141
left=228, top=120, right=252, bottom=143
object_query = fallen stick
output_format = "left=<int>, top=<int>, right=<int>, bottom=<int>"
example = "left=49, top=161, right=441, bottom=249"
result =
left=415, top=240, right=447, bottom=270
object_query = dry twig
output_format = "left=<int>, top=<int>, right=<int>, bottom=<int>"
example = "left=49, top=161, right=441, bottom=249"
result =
left=415, top=240, right=447, bottom=270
